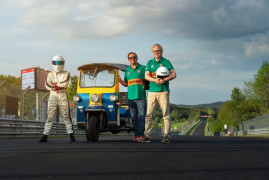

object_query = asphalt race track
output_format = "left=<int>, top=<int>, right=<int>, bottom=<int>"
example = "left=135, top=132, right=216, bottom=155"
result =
left=0, top=135, right=269, bottom=180
left=192, top=120, right=207, bottom=136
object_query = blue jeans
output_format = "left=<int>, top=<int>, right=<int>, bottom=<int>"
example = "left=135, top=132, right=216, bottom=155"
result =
left=128, top=100, right=146, bottom=137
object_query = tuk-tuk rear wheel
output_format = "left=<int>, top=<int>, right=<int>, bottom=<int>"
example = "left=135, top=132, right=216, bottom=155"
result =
left=86, top=115, right=100, bottom=142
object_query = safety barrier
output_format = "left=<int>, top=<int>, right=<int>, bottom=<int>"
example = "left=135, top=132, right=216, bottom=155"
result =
left=239, top=113, right=269, bottom=131
left=236, top=127, right=269, bottom=136
left=0, top=118, right=85, bottom=138
left=179, top=120, right=201, bottom=135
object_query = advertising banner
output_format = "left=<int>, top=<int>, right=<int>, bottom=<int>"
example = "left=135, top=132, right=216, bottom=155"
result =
left=21, top=67, right=49, bottom=91
left=21, top=68, right=35, bottom=90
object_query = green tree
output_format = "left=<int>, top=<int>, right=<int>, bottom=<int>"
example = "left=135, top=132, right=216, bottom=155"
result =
left=216, top=86, right=261, bottom=130
left=231, top=87, right=245, bottom=104
left=67, top=75, right=78, bottom=100
left=0, top=74, right=21, bottom=85
left=251, top=60, right=269, bottom=111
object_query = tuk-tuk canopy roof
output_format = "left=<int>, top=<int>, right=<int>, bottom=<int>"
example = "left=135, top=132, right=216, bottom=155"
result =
left=77, top=63, right=129, bottom=72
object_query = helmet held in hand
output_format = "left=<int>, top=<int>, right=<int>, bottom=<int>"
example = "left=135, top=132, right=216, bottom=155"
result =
left=156, top=67, right=169, bottom=78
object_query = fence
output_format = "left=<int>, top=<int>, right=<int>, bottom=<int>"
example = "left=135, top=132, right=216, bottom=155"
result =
left=0, top=118, right=85, bottom=138
left=215, top=113, right=269, bottom=136
left=237, top=128, right=269, bottom=136
left=0, top=80, right=77, bottom=124
left=179, top=120, right=201, bottom=135
left=235, top=113, right=269, bottom=136
left=239, top=113, right=269, bottom=131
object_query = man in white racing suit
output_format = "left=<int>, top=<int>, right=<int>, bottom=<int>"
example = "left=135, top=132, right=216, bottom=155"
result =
left=39, top=55, right=76, bottom=142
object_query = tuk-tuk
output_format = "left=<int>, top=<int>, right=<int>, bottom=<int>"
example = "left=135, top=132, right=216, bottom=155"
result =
left=72, top=63, right=133, bottom=142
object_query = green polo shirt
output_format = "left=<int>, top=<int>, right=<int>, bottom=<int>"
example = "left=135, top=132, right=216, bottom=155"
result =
left=145, top=57, right=174, bottom=92
left=124, top=63, right=146, bottom=100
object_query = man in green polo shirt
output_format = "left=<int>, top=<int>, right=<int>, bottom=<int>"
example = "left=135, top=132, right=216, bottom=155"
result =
left=119, top=52, right=147, bottom=142
left=141, top=43, right=177, bottom=143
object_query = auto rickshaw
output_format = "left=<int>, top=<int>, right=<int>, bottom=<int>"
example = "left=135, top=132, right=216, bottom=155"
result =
left=72, top=63, right=133, bottom=142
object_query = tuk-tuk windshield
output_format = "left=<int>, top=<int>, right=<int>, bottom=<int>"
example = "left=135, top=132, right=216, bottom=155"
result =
left=80, top=67, right=115, bottom=87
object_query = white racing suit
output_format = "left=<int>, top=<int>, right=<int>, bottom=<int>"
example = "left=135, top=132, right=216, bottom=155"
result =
left=43, top=70, right=74, bottom=135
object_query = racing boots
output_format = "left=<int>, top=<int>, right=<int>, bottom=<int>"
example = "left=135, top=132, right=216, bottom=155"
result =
left=69, top=133, right=76, bottom=142
left=39, top=135, right=48, bottom=142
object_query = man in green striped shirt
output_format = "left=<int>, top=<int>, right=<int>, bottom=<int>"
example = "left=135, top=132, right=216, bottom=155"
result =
left=119, top=52, right=147, bottom=142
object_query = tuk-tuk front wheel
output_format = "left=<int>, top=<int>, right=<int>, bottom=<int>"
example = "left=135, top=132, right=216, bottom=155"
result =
left=86, top=115, right=100, bottom=142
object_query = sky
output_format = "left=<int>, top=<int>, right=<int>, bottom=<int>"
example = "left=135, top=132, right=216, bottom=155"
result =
left=1, top=0, right=269, bottom=105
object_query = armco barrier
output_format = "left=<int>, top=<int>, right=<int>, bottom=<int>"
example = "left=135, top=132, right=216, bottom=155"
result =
left=0, top=118, right=85, bottom=138
left=239, top=113, right=269, bottom=131
left=237, top=127, right=269, bottom=136
left=179, top=120, right=201, bottom=135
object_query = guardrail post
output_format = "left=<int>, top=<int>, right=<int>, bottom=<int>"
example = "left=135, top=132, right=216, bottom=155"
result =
left=21, top=86, right=31, bottom=120
left=41, top=92, right=49, bottom=121
left=36, top=91, right=40, bottom=121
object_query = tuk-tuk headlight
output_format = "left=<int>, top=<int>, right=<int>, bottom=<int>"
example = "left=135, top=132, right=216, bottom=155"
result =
left=91, top=94, right=99, bottom=102
left=110, top=94, right=118, bottom=101
left=73, top=95, right=81, bottom=102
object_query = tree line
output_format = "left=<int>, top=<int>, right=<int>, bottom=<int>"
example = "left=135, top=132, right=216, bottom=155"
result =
left=208, top=60, right=269, bottom=133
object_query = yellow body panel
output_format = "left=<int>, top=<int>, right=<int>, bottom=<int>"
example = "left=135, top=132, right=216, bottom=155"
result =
left=89, top=93, right=103, bottom=106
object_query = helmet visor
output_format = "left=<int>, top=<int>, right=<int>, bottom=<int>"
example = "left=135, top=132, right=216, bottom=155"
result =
left=52, top=61, right=65, bottom=65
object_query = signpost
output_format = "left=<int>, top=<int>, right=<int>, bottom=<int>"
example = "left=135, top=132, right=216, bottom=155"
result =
left=21, top=67, right=49, bottom=91
left=21, top=68, right=35, bottom=90
left=21, top=67, right=49, bottom=121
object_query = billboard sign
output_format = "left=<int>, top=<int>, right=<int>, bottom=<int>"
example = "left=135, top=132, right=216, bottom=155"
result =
left=21, top=67, right=50, bottom=91
left=21, top=68, right=35, bottom=90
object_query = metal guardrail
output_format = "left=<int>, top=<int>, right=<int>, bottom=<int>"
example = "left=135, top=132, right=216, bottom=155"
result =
left=208, top=130, right=214, bottom=136
left=236, top=127, right=269, bottom=136
left=0, top=118, right=203, bottom=138
left=239, top=113, right=269, bottom=131
left=0, top=118, right=85, bottom=138
left=216, top=113, right=269, bottom=136
left=151, top=121, right=201, bottom=136
left=179, top=120, right=201, bottom=135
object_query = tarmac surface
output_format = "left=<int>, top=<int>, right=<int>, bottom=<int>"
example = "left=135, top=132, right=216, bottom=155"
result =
left=1, top=135, right=269, bottom=180
left=192, top=119, right=207, bottom=136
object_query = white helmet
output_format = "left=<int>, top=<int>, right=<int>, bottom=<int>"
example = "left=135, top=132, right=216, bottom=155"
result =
left=156, top=66, right=169, bottom=78
left=52, top=55, right=65, bottom=72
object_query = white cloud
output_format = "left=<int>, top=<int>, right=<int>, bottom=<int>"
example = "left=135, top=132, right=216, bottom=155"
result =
left=13, top=0, right=269, bottom=40
left=244, top=33, right=269, bottom=57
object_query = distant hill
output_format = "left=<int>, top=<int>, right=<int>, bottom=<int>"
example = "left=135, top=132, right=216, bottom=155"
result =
left=178, top=101, right=225, bottom=109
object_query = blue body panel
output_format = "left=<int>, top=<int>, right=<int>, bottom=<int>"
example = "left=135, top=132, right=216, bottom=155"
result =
left=120, top=107, right=131, bottom=117
left=76, top=93, right=89, bottom=123
left=101, top=93, right=117, bottom=122
left=77, top=93, right=130, bottom=123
